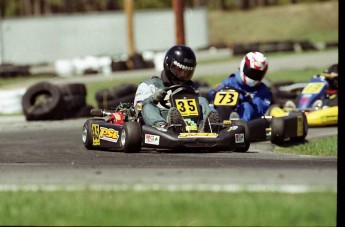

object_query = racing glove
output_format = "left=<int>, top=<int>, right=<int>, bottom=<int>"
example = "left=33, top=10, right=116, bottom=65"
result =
left=244, top=93, right=253, bottom=104
left=152, top=88, right=167, bottom=103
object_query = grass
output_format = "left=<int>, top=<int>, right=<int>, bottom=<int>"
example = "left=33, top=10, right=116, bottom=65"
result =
left=0, top=190, right=336, bottom=226
left=208, top=1, right=338, bottom=46
left=275, top=135, right=337, bottom=156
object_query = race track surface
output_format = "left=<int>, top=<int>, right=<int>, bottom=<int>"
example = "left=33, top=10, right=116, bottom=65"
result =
left=0, top=116, right=337, bottom=192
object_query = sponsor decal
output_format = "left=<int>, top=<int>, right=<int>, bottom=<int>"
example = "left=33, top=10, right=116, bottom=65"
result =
left=186, top=125, right=198, bottom=131
left=99, top=127, right=119, bottom=143
left=184, top=118, right=198, bottom=131
left=235, top=133, right=244, bottom=143
left=299, top=96, right=310, bottom=105
left=145, top=134, right=160, bottom=145
left=92, top=124, right=100, bottom=146
left=178, top=133, right=218, bottom=138
left=173, top=60, right=194, bottom=71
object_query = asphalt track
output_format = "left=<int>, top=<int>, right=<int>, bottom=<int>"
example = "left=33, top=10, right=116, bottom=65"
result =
left=0, top=109, right=337, bottom=193
left=0, top=50, right=338, bottom=192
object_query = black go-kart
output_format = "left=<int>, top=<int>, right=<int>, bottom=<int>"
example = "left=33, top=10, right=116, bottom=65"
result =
left=212, top=86, right=308, bottom=144
left=82, top=85, right=250, bottom=153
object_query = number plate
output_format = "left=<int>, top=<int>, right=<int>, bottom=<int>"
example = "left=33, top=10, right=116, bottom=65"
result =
left=175, top=99, right=199, bottom=116
left=214, top=91, right=239, bottom=106
left=302, top=82, right=325, bottom=94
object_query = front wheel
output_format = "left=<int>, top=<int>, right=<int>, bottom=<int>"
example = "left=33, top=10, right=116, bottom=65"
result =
left=120, top=122, right=142, bottom=153
left=270, top=117, right=285, bottom=144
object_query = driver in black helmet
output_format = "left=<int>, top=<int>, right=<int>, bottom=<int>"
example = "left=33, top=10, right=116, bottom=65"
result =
left=134, top=45, right=220, bottom=132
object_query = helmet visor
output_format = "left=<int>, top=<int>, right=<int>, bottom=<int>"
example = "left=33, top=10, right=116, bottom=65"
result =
left=243, top=62, right=267, bottom=82
left=170, top=62, right=195, bottom=81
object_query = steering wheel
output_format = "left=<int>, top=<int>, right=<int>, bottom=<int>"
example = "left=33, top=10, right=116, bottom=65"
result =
left=221, top=85, right=246, bottom=96
left=159, top=85, right=191, bottom=109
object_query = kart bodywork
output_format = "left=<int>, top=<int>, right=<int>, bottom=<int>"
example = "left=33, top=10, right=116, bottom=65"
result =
left=82, top=85, right=251, bottom=153
left=212, top=86, right=308, bottom=144
left=282, top=74, right=338, bottom=127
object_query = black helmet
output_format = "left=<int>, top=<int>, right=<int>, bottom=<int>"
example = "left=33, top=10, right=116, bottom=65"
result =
left=163, top=45, right=197, bottom=83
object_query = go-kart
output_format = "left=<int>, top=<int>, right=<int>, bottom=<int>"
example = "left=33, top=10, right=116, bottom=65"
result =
left=212, top=86, right=308, bottom=144
left=82, top=85, right=251, bottom=153
left=282, top=74, right=338, bottom=127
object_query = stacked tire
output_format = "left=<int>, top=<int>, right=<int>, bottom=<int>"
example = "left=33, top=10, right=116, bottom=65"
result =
left=22, top=82, right=93, bottom=121
left=95, top=83, right=137, bottom=109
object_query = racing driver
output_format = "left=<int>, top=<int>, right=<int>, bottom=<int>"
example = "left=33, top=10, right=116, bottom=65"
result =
left=134, top=44, right=220, bottom=132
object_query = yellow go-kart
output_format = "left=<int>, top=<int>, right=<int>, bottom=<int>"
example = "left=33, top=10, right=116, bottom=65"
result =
left=281, top=73, right=338, bottom=127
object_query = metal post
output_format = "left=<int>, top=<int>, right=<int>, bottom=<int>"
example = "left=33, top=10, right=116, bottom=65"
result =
left=0, top=19, right=3, bottom=65
left=124, top=0, right=135, bottom=56
left=172, top=0, right=185, bottom=45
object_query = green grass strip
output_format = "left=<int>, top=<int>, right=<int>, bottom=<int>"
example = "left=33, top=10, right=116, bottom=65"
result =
left=0, top=190, right=336, bottom=226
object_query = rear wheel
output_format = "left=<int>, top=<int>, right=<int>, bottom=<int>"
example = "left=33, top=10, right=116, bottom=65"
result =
left=231, top=120, right=250, bottom=153
left=82, top=119, right=105, bottom=150
left=121, top=122, right=142, bottom=153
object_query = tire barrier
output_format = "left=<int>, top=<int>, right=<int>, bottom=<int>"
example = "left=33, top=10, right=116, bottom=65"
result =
left=0, top=64, right=31, bottom=78
left=95, top=84, right=137, bottom=109
left=232, top=40, right=322, bottom=56
left=22, top=82, right=93, bottom=121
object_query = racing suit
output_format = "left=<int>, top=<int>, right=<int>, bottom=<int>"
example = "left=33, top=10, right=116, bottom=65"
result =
left=134, top=70, right=211, bottom=126
left=208, top=71, right=272, bottom=121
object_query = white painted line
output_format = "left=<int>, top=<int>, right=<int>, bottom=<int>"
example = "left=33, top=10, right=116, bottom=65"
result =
left=0, top=183, right=336, bottom=193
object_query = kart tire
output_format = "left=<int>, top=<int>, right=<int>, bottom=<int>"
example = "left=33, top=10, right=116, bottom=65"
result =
left=120, top=122, right=142, bottom=153
left=22, top=82, right=64, bottom=121
left=109, top=84, right=137, bottom=98
left=270, top=117, right=286, bottom=144
left=60, top=83, right=87, bottom=96
left=63, top=95, right=87, bottom=110
left=289, top=112, right=308, bottom=143
left=96, top=84, right=137, bottom=102
left=231, top=120, right=250, bottom=152
left=74, top=105, right=94, bottom=118
left=82, top=119, right=105, bottom=150
left=97, top=93, right=135, bottom=109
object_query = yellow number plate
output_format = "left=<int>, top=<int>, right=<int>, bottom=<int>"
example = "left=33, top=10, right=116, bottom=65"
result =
left=214, top=91, right=239, bottom=106
left=302, top=82, right=325, bottom=94
left=175, top=99, right=199, bottom=116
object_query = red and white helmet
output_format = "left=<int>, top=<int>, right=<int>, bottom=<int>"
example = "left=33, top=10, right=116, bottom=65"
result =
left=239, top=51, right=268, bottom=87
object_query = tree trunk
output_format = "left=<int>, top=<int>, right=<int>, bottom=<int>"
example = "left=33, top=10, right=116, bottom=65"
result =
left=33, top=0, right=41, bottom=16
left=238, top=0, right=251, bottom=10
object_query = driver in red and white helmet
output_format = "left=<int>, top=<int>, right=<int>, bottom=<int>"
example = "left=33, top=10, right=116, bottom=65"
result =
left=209, top=51, right=272, bottom=121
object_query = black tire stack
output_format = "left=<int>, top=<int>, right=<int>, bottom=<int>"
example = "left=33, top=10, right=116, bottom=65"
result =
left=95, top=83, right=137, bottom=109
left=22, top=82, right=93, bottom=121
